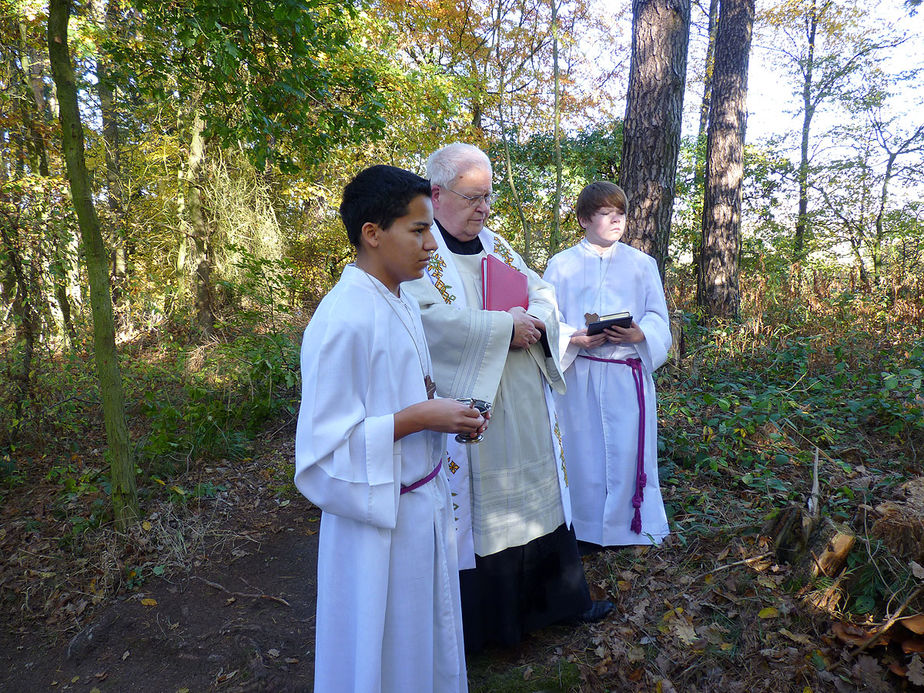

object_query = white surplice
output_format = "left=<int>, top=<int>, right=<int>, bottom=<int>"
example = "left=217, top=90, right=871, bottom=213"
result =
left=403, top=226, right=571, bottom=568
left=543, top=239, right=672, bottom=546
left=294, top=265, right=466, bottom=693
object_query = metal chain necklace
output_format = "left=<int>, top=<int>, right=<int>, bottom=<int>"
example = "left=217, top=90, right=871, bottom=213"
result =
left=361, top=269, right=436, bottom=399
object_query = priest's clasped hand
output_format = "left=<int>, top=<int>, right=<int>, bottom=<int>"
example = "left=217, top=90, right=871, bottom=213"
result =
left=509, top=306, right=544, bottom=349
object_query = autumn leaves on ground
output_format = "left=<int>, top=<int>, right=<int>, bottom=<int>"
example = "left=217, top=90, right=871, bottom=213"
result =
left=1, top=271, right=922, bottom=692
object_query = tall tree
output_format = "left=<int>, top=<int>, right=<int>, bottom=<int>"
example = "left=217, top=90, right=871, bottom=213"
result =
left=618, top=0, right=691, bottom=276
left=762, top=0, right=904, bottom=259
left=814, top=107, right=924, bottom=284
left=89, top=0, right=127, bottom=308
left=698, top=0, right=755, bottom=319
left=550, top=0, right=563, bottom=257
left=48, top=0, right=138, bottom=529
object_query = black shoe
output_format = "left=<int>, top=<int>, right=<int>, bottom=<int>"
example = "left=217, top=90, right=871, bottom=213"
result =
left=580, top=599, right=615, bottom=623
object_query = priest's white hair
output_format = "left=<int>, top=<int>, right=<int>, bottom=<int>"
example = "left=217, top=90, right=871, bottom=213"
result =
left=426, top=143, right=492, bottom=187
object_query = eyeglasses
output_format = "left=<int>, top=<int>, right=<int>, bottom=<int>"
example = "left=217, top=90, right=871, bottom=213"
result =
left=446, top=187, right=493, bottom=208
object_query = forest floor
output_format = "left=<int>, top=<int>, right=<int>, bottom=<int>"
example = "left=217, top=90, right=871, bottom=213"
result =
left=2, top=428, right=922, bottom=692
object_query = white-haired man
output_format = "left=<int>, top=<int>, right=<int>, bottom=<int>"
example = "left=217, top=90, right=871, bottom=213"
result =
left=404, top=142, right=613, bottom=653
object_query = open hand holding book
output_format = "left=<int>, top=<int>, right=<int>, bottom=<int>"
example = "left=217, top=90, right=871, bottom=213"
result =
left=586, top=311, right=632, bottom=335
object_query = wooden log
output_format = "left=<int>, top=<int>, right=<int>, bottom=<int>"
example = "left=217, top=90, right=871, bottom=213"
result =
left=811, top=532, right=856, bottom=578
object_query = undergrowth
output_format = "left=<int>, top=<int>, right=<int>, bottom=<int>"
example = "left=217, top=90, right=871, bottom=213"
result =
left=658, top=262, right=923, bottom=623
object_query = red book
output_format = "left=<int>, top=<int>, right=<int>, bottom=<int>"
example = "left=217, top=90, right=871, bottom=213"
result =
left=482, top=254, right=528, bottom=311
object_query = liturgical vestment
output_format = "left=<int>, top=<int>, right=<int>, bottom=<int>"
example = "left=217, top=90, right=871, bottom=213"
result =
left=544, top=239, right=672, bottom=546
left=294, top=265, right=466, bottom=693
left=403, top=226, right=572, bottom=567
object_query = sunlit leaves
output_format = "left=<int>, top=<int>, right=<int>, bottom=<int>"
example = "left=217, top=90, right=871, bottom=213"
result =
left=109, top=0, right=385, bottom=170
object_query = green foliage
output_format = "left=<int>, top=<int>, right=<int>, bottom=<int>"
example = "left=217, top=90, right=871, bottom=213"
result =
left=490, top=123, right=624, bottom=266
left=468, top=655, right=581, bottom=693
left=660, top=260, right=924, bottom=535
left=112, top=0, right=386, bottom=170
left=137, top=327, right=300, bottom=476
left=840, top=537, right=915, bottom=617
left=46, top=462, right=111, bottom=545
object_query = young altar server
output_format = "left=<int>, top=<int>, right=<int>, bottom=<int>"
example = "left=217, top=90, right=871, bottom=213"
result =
left=294, top=165, right=485, bottom=693
left=543, top=181, right=673, bottom=550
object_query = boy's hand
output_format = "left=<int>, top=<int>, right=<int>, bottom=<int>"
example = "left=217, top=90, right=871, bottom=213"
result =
left=395, top=399, right=487, bottom=440
left=603, top=321, right=645, bottom=344
left=569, top=327, right=608, bottom=349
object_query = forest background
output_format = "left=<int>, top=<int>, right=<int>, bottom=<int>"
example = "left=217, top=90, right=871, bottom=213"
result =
left=2, top=0, right=924, bottom=690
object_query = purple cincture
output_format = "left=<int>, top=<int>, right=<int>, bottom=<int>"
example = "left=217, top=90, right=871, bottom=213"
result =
left=400, top=459, right=443, bottom=495
left=578, top=355, right=646, bottom=534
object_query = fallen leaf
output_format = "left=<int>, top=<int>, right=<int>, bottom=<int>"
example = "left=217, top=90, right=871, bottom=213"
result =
left=522, top=665, right=533, bottom=680
left=215, top=670, right=238, bottom=684
left=141, top=598, right=157, bottom=606
left=909, top=654, right=924, bottom=685
left=780, top=628, right=814, bottom=646
left=758, top=606, right=779, bottom=619
left=757, top=575, right=778, bottom=590
left=831, top=621, right=872, bottom=647
left=912, top=561, right=924, bottom=580
left=852, top=654, right=890, bottom=692
left=122, top=651, right=130, bottom=660
left=627, top=646, right=646, bottom=663
left=672, top=622, right=698, bottom=645
left=267, top=649, right=280, bottom=658
left=141, top=521, right=152, bottom=531
left=899, top=614, right=924, bottom=635
left=902, top=636, right=924, bottom=654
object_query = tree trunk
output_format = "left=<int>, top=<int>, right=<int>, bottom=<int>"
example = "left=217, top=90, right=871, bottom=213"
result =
left=183, top=112, right=215, bottom=338
left=693, top=0, right=720, bottom=305
left=91, top=0, right=128, bottom=310
left=618, top=0, right=691, bottom=277
left=697, top=0, right=719, bottom=142
left=0, top=223, right=39, bottom=418
left=550, top=0, right=563, bottom=257
left=698, top=0, right=754, bottom=320
left=793, top=0, right=818, bottom=259
left=48, top=0, right=138, bottom=529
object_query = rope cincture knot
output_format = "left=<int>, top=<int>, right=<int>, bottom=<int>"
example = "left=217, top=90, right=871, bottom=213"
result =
left=578, top=354, right=647, bottom=534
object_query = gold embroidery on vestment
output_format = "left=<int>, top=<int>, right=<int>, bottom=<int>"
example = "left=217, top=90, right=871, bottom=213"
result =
left=554, top=418, right=568, bottom=486
left=427, top=253, right=456, bottom=304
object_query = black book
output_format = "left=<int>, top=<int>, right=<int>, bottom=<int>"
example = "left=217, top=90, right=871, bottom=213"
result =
left=586, top=311, right=632, bottom=335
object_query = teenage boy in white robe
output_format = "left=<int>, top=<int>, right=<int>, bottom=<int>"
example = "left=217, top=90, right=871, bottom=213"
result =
left=543, top=181, right=672, bottom=550
left=294, top=165, right=486, bottom=693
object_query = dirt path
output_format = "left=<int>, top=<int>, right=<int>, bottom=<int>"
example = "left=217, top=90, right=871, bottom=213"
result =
left=3, top=438, right=920, bottom=692
left=1, top=502, right=320, bottom=693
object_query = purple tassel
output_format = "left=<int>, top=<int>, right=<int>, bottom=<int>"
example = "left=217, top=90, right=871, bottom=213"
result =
left=631, top=507, right=642, bottom=534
